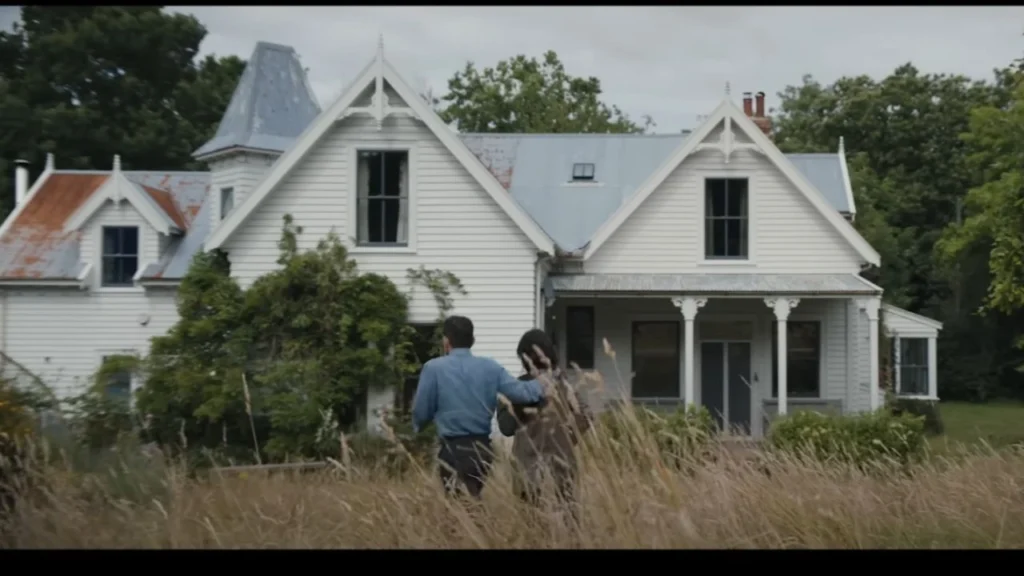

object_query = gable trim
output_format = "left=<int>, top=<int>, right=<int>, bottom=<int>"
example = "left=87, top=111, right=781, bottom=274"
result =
left=882, top=303, right=944, bottom=332
left=581, top=100, right=880, bottom=266
left=204, top=47, right=556, bottom=254
left=64, top=171, right=181, bottom=235
left=838, top=137, right=856, bottom=218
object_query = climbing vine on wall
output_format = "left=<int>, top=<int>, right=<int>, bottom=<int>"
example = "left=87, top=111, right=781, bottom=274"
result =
left=406, top=265, right=467, bottom=357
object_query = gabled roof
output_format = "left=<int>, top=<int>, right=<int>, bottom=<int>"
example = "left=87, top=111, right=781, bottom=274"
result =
left=204, top=40, right=556, bottom=254
left=64, top=159, right=187, bottom=236
left=0, top=169, right=209, bottom=281
left=459, top=133, right=855, bottom=252
left=579, top=98, right=880, bottom=265
left=193, top=42, right=322, bottom=160
left=882, top=303, right=944, bottom=332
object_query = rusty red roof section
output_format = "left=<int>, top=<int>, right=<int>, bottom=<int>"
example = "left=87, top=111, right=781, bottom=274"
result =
left=0, top=174, right=108, bottom=278
left=0, top=171, right=210, bottom=280
left=141, top=185, right=187, bottom=230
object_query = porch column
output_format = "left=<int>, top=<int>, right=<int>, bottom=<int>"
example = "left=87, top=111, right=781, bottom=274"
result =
left=928, top=336, right=938, bottom=399
left=859, top=298, right=882, bottom=411
left=893, top=335, right=902, bottom=395
left=765, top=297, right=800, bottom=416
left=672, top=296, right=706, bottom=408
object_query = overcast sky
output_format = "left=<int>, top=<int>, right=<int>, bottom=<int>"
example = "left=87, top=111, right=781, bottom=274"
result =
left=3, top=6, right=1023, bottom=133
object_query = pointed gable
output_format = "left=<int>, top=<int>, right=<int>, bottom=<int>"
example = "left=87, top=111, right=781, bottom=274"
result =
left=193, top=42, right=322, bottom=159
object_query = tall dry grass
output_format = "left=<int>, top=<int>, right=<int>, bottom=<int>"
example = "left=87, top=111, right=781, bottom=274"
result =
left=4, top=400, right=1024, bottom=549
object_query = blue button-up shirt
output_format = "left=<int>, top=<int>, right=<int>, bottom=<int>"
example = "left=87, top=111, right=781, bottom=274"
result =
left=411, top=348, right=544, bottom=438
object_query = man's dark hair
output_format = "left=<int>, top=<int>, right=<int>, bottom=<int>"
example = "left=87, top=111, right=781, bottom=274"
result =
left=517, top=328, right=559, bottom=373
left=443, top=315, right=475, bottom=349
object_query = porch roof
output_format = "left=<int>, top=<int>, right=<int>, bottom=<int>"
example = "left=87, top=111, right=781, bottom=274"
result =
left=547, top=273, right=882, bottom=296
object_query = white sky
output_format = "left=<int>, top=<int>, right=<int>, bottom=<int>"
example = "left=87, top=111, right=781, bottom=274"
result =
left=3, top=6, right=1023, bottom=133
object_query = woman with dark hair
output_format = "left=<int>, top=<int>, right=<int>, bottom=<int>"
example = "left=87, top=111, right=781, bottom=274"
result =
left=497, top=328, right=592, bottom=514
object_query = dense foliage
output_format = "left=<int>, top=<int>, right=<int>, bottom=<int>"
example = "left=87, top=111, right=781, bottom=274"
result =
left=135, top=215, right=434, bottom=462
left=768, top=410, right=926, bottom=467
left=0, top=6, right=244, bottom=218
left=770, top=64, right=1024, bottom=401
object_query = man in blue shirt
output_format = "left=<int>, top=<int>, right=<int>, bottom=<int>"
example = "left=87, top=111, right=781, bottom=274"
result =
left=412, top=315, right=545, bottom=499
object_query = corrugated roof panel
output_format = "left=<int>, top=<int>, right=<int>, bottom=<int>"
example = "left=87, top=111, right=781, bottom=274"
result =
left=786, top=153, right=850, bottom=213
left=193, top=42, right=322, bottom=159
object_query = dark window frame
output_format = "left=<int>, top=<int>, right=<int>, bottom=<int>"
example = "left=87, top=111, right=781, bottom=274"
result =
left=356, top=149, right=410, bottom=247
left=631, top=320, right=681, bottom=400
left=571, top=163, right=595, bottom=181
left=771, top=320, right=822, bottom=398
left=220, top=186, right=234, bottom=221
left=704, top=178, right=749, bottom=260
left=565, top=306, right=595, bottom=370
left=101, top=226, right=139, bottom=287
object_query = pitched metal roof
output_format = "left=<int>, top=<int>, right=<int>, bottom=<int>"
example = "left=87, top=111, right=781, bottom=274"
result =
left=547, top=273, right=881, bottom=295
left=0, top=171, right=209, bottom=280
left=458, top=134, right=853, bottom=252
left=192, top=42, right=322, bottom=159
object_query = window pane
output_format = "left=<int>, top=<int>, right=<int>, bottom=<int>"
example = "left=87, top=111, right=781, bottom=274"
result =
left=725, top=219, right=746, bottom=257
left=706, top=180, right=727, bottom=217
left=711, top=219, right=727, bottom=257
left=121, top=228, right=138, bottom=256
left=566, top=306, right=595, bottom=369
left=119, top=255, right=138, bottom=283
left=771, top=321, right=821, bottom=397
left=103, top=227, right=119, bottom=255
left=632, top=322, right=680, bottom=398
left=901, top=338, right=927, bottom=366
left=726, top=180, right=748, bottom=217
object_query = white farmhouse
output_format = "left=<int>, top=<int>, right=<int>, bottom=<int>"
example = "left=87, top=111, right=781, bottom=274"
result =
left=0, top=40, right=943, bottom=438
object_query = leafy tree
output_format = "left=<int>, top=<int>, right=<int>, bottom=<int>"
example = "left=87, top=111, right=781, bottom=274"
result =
left=771, top=64, right=1023, bottom=400
left=137, top=217, right=420, bottom=461
left=938, top=75, right=1024, bottom=370
left=0, top=6, right=244, bottom=218
left=437, top=50, right=653, bottom=133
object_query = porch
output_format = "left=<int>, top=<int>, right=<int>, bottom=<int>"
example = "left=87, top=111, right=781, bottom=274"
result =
left=544, top=273, right=887, bottom=439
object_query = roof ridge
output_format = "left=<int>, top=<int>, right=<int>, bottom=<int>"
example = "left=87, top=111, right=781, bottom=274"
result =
left=460, top=132, right=690, bottom=139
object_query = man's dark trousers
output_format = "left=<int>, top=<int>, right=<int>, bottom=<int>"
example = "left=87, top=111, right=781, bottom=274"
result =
left=438, top=434, right=493, bottom=499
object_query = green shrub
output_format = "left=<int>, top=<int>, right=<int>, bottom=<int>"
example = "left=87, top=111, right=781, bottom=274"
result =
left=768, top=410, right=926, bottom=467
left=888, top=397, right=944, bottom=436
left=599, top=404, right=716, bottom=464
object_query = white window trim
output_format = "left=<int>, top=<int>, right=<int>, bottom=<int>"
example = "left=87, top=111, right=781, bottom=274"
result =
left=895, top=336, right=930, bottom=397
left=347, top=142, right=418, bottom=255
left=698, top=173, right=757, bottom=267
left=97, top=224, right=143, bottom=293
left=769, top=312, right=826, bottom=400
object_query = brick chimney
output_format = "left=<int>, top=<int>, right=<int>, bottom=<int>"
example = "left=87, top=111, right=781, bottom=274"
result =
left=751, top=90, right=772, bottom=138
left=742, top=92, right=753, bottom=117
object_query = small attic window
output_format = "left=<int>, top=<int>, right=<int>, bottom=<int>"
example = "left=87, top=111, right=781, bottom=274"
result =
left=572, top=163, right=595, bottom=181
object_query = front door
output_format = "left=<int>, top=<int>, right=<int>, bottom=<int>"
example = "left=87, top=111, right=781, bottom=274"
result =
left=700, top=341, right=752, bottom=435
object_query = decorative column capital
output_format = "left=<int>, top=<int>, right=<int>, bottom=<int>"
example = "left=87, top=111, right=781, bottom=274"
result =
left=764, top=297, right=800, bottom=321
left=671, top=296, right=707, bottom=320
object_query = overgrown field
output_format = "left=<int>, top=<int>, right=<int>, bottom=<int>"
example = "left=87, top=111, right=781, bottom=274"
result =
left=3, top=398, right=1024, bottom=549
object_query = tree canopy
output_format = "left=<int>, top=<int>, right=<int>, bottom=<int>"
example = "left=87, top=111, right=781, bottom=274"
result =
left=771, top=63, right=1024, bottom=400
left=0, top=6, right=244, bottom=218
left=436, top=50, right=653, bottom=134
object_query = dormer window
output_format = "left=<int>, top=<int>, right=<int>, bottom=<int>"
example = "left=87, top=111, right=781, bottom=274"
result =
left=572, top=163, right=595, bottom=181
left=101, top=226, right=138, bottom=287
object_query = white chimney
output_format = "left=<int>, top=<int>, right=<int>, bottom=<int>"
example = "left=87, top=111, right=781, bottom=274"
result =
left=14, top=159, right=29, bottom=206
